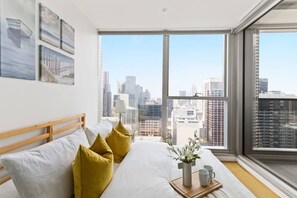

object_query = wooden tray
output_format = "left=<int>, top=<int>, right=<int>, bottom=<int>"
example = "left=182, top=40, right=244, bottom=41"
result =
left=170, top=172, right=222, bottom=198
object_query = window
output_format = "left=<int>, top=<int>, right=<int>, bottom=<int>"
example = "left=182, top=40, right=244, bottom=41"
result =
left=100, top=35, right=163, bottom=138
left=246, top=31, right=297, bottom=151
left=100, top=33, right=229, bottom=149
left=166, top=35, right=228, bottom=148
left=168, top=35, right=225, bottom=97
left=244, top=1, right=297, bottom=190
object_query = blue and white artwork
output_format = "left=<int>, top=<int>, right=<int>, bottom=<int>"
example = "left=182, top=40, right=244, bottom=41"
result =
left=0, top=0, right=36, bottom=80
left=39, top=4, right=60, bottom=47
left=40, top=45, right=74, bottom=85
left=61, top=20, right=74, bottom=54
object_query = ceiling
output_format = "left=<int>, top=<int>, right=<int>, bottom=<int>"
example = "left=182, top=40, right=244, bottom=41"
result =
left=72, top=0, right=263, bottom=31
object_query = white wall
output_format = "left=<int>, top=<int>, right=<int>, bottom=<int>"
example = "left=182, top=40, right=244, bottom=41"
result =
left=0, top=0, right=99, bottom=132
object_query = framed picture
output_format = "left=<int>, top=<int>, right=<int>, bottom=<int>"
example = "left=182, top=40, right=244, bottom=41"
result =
left=39, top=45, right=74, bottom=85
left=39, top=4, right=60, bottom=47
left=0, top=0, right=36, bottom=80
left=61, top=20, right=74, bottom=54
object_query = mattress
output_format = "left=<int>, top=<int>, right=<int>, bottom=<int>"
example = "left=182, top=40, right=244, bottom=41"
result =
left=102, top=142, right=255, bottom=198
left=0, top=142, right=255, bottom=198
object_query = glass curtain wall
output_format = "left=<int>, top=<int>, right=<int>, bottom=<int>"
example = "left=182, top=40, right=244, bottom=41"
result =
left=100, top=33, right=229, bottom=149
left=244, top=0, right=297, bottom=189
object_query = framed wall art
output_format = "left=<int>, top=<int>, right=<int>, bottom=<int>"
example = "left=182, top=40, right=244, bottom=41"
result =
left=61, top=20, right=74, bottom=54
left=39, top=4, right=60, bottom=47
left=39, top=45, right=74, bottom=85
left=0, top=0, right=36, bottom=80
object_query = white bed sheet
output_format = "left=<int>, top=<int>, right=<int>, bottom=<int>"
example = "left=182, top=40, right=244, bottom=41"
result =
left=0, top=142, right=255, bottom=198
left=102, top=142, right=255, bottom=198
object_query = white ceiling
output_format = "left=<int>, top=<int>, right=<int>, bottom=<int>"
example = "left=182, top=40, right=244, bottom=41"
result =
left=72, top=0, right=263, bottom=31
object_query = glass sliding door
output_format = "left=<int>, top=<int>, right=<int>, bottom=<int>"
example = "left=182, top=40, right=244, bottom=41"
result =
left=244, top=0, right=297, bottom=189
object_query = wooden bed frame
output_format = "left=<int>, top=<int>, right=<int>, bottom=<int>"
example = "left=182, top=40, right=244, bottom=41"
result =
left=0, top=113, right=86, bottom=185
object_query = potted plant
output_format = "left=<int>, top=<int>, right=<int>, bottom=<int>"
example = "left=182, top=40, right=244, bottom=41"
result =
left=167, top=131, right=201, bottom=187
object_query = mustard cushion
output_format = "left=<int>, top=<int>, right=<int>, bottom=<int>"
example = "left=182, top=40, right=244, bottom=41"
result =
left=115, top=121, right=130, bottom=136
left=106, top=127, right=130, bottom=163
left=73, top=135, right=113, bottom=198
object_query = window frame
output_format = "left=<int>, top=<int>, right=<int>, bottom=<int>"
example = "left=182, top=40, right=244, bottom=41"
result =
left=164, top=34, right=231, bottom=152
left=244, top=27, right=297, bottom=156
left=99, top=30, right=237, bottom=154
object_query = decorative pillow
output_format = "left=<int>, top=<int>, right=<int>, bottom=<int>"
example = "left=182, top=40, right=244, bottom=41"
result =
left=85, top=120, right=113, bottom=145
left=115, top=121, right=130, bottom=136
left=106, top=127, right=130, bottom=163
left=0, top=128, right=89, bottom=198
left=73, top=134, right=113, bottom=198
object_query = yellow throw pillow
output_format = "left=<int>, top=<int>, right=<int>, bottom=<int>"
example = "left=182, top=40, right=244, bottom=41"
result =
left=106, top=127, right=130, bottom=163
left=73, top=135, right=113, bottom=198
left=115, top=121, right=130, bottom=136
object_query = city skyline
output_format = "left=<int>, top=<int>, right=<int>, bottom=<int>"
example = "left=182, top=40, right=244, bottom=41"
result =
left=101, top=33, right=297, bottom=98
left=101, top=35, right=224, bottom=98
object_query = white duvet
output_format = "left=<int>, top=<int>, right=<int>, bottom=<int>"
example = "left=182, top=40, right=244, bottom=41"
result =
left=0, top=141, right=255, bottom=198
left=102, top=141, right=255, bottom=198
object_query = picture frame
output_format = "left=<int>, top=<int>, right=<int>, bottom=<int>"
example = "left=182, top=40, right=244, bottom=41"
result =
left=0, top=0, right=36, bottom=80
left=61, top=20, right=75, bottom=54
left=39, top=45, right=74, bottom=85
left=39, top=4, right=60, bottom=47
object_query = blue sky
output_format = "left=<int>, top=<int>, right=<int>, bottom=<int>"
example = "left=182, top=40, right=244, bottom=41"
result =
left=102, top=35, right=224, bottom=98
left=102, top=33, right=297, bottom=99
left=260, top=32, right=297, bottom=95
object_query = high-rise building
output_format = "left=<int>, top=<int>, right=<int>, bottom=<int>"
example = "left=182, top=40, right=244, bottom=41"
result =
left=259, top=78, right=268, bottom=93
left=171, top=107, right=199, bottom=145
left=103, top=71, right=112, bottom=117
left=179, top=90, right=188, bottom=106
left=203, top=78, right=224, bottom=146
left=254, top=93, right=297, bottom=148
left=143, top=89, right=151, bottom=103
left=138, top=104, right=162, bottom=136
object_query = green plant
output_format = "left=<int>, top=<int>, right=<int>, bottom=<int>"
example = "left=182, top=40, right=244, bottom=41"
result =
left=167, top=131, right=201, bottom=163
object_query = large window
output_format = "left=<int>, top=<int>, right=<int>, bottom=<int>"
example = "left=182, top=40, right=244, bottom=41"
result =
left=100, top=34, right=229, bottom=148
left=169, top=35, right=225, bottom=96
left=256, top=32, right=297, bottom=150
left=167, top=35, right=227, bottom=148
left=244, top=0, right=297, bottom=190
left=101, top=35, right=163, bottom=138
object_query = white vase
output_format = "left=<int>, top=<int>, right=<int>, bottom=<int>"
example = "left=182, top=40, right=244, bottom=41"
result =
left=178, top=161, right=196, bottom=187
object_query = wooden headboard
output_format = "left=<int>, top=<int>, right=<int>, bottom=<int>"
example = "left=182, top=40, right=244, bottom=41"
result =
left=0, top=113, right=86, bottom=185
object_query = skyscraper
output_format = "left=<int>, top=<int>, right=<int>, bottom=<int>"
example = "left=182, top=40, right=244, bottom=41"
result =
left=138, top=104, right=162, bottom=136
left=259, top=78, right=268, bottom=93
left=255, top=93, right=297, bottom=148
left=203, top=78, right=224, bottom=146
left=103, top=71, right=112, bottom=117
left=125, top=76, right=136, bottom=107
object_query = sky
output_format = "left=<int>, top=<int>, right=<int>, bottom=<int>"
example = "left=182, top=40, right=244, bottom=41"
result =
left=102, top=35, right=224, bottom=99
left=101, top=32, right=297, bottom=99
left=259, top=32, right=297, bottom=95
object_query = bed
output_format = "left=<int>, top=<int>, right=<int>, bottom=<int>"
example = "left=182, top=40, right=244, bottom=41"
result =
left=0, top=114, right=255, bottom=198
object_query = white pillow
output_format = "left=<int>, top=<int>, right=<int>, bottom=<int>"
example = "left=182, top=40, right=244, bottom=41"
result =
left=1, top=128, right=89, bottom=198
left=85, top=120, right=112, bottom=145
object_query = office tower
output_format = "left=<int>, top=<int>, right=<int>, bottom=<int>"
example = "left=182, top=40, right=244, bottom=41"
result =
left=204, top=78, right=224, bottom=146
left=143, top=89, right=151, bottom=103
left=179, top=90, right=187, bottom=106
left=171, top=107, right=199, bottom=145
left=125, top=76, right=136, bottom=107
left=103, top=71, right=112, bottom=117
left=138, top=104, right=162, bottom=136
left=135, top=85, right=144, bottom=105
left=259, top=78, right=268, bottom=93
left=255, top=93, right=297, bottom=148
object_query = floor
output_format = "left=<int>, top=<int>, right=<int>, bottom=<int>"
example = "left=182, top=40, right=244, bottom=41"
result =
left=223, top=162, right=279, bottom=198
